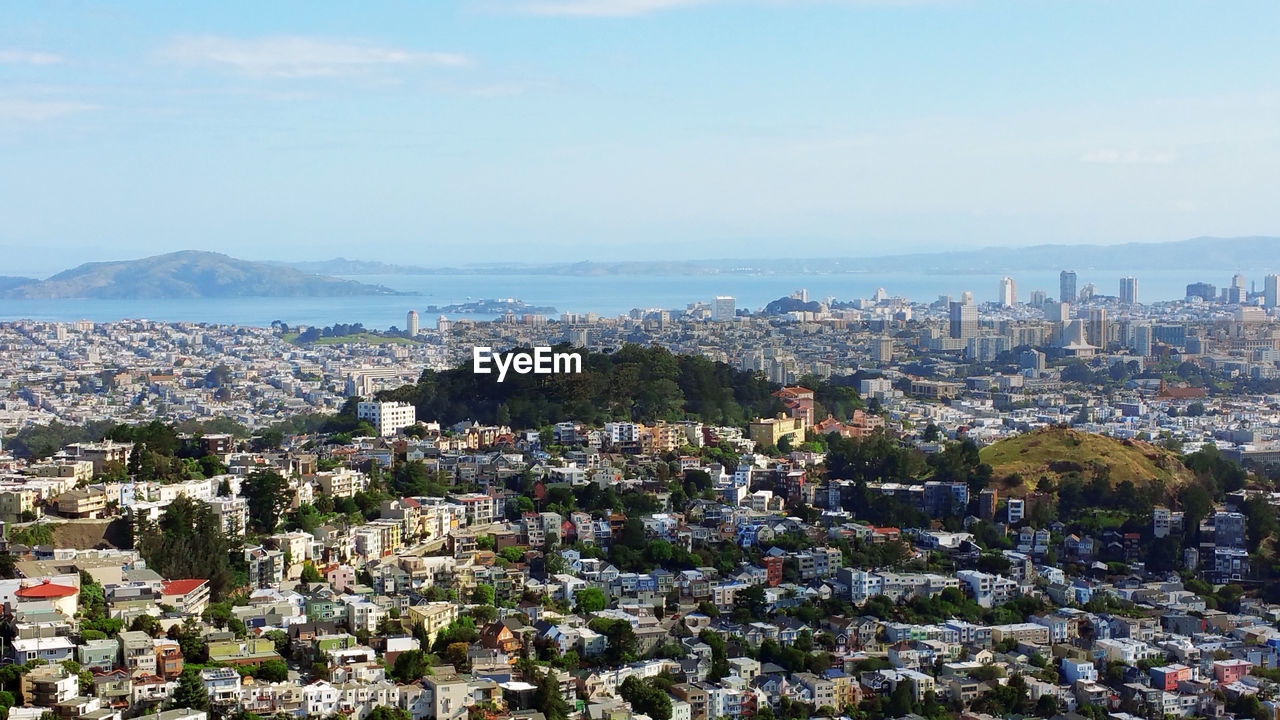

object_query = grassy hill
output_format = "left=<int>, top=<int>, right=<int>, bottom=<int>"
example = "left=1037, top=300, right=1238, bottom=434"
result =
left=3, top=250, right=404, bottom=299
left=979, top=427, right=1193, bottom=497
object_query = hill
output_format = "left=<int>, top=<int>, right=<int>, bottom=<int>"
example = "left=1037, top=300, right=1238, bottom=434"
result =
left=279, top=257, right=432, bottom=275
left=0, top=276, right=36, bottom=292
left=376, top=343, right=784, bottom=428
left=979, top=427, right=1194, bottom=496
left=356, top=236, right=1280, bottom=276
left=4, top=251, right=405, bottom=299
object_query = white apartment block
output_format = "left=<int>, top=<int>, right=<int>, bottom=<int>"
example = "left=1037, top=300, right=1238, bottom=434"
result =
left=357, top=401, right=418, bottom=437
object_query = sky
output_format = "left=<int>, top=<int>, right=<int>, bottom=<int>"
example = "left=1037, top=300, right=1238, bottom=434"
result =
left=1, top=1, right=1278, bottom=277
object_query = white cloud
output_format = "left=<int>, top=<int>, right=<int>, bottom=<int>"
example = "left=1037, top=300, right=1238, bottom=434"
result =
left=1080, top=149, right=1178, bottom=165
left=519, top=0, right=709, bottom=16
left=0, top=50, right=67, bottom=65
left=158, top=36, right=469, bottom=78
left=0, top=99, right=97, bottom=122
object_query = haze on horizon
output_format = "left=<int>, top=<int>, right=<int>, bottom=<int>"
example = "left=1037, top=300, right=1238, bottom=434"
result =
left=1, top=1, right=1278, bottom=278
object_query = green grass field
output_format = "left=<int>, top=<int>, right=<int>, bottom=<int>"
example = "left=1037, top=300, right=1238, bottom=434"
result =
left=979, top=427, right=1193, bottom=496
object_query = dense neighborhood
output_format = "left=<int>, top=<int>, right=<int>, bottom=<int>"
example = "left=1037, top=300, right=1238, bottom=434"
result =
left=3, top=376, right=1280, bottom=720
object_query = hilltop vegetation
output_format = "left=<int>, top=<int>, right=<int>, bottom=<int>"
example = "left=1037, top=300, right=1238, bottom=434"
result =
left=377, top=344, right=785, bottom=427
left=979, top=427, right=1194, bottom=497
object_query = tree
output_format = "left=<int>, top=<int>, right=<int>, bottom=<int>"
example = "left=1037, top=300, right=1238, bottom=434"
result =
left=590, top=618, right=638, bottom=664
left=365, top=708, right=411, bottom=720
left=170, top=668, right=209, bottom=711
left=886, top=680, right=915, bottom=716
left=574, top=587, right=607, bottom=613
left=242, top=470, right=290, bottom=533
left=390, top=650, right=430, bottom=684
left=620, top=675, right=672, bottom=720
left=529, top=663, right=570, bottom=720
left=300, top=564, right=324, bottom=584
left=471, top=584, right=496, bottom=606
left=130, top=614, right=162, bottom=637
left=251, top=659, right=289, bottom=683
left=165, top=617, right=208, bottom=664
left=263, top=630, right=290, bottom=659
left=135, top=496, right=234, bottom=599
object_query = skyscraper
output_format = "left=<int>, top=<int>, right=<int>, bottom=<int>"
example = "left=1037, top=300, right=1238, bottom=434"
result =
left=1228, top=274, right=1247, bottom=304
left=1265, top=274, right=1279, bottom=308
left=1060, top=270, right=1077, bottom=303
left=405, top=310, right=419, bottom=337
left=1119, top=277, right=1138, bottom=305
left=1029, top=290, right=1047, bottom=308
left=1087, top=308, right=1109, bottom=349
left=1045, top=301, right=1071, bottom=324
left=949, top=300, right=978, bottom=340
left=998, top=277, right=1017, bottom=307
left=714, top=296, right=736, bottom=321
left=1132, top=324, right=1153, bottom=356
left=1186, top=282, right=1216, bottom=302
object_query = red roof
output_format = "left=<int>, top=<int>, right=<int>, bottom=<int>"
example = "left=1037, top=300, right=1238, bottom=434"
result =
left=162, top=579, right=208, bottom=596
left=15, top=581, right=78, bottom=599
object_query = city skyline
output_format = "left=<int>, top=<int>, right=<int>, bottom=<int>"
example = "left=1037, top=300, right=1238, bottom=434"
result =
left=2, top=1, right=1279, bottom=275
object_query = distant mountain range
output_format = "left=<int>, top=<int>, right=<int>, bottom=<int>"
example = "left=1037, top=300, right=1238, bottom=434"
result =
left=284, top=236, right=1280, bottom=277
left=3, top=251, right=405, bottom=299
left=6, top=236, right=1277, bottom=301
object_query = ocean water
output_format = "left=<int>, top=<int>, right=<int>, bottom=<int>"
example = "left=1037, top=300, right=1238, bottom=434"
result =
left=0, top=269, right=1247, bottom=329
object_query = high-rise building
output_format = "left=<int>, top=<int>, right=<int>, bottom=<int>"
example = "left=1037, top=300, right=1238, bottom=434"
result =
left=1087, top=308, right=1109, bottom=349
left=1045, top=302, right=1071, bottom=324
left=872, top=337, right=894, bottom=363
left=1132, top=324, right=1153, bottom=357
left=1029, top=290, right=1047, bottom=308
left=998, top=277, right=1017, bottom=307
left=1266, top=275, right=1280, bottom=308
left=960, top=290, right=975, bottom=305
left=1119, top=277, right=1138, bottom=305
left=405, top=310, right=419, bottom=337
left=714, top=296, right=736, bottom=322
left=1186, top=282, right=1216, bottom=302
left=1227, top=274, right=1246, bottom=304
left=949, top=300, right=978, bottom=340
left=1060, top=270, right=1077, bottom=303
left=436, top=315, right=451, bottom=334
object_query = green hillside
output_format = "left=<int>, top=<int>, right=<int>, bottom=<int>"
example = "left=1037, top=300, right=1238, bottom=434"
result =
left=979, top=427, right=1193, bottom=497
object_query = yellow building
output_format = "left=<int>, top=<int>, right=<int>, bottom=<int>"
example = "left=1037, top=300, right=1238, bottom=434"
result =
left=749, top=414, right=807, bottom=449
left=405, top=602, right=459, bottom=646
left=0, top=489, right=41, bottom=523
left=641, top=423, right=684, bottom=454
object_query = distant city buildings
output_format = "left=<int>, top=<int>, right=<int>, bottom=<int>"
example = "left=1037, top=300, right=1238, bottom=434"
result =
left=406, top=310, right=419, bottom=337
left=949, top=299, right=978, bottom=340
left=1119, top=276, right=1138, bottom=305
left=1187, top=281, right=1217, bottom=302
left=713, top=296, right=736, bottom=322
left=1059, top=270, right=1077, bottom=303
left=998, top=277, right=1017, bottom=307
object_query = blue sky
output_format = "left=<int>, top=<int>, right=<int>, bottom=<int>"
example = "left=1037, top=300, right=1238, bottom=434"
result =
left=1, top=1, right=1277, bottom=276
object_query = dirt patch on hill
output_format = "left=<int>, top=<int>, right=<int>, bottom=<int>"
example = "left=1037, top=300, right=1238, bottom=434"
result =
left=49, top=518, right=131, bottom=549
